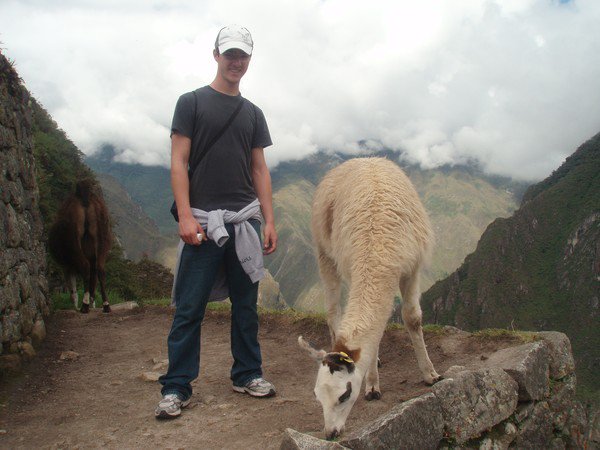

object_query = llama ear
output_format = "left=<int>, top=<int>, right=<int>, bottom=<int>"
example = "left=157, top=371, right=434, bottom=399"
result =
left=298, top=336, right=326, bottom=361
left=324, top=352, right=356, bottom=374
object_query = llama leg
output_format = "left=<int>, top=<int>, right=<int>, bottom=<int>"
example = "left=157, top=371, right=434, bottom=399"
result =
left=400, top=273, right=441, bottom=385
left=98, top=265, right=110, bottom=313
left=79, top=260, right=91, bottom=314
left=364, top=350, right=382, bottom=400
left=88, top=257, right=98, bottom=310
left=68, top=273, right=78, bottom=310
left=318, top=249, right=342, bottom=346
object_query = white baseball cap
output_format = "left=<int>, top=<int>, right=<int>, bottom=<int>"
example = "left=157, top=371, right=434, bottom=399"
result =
left=215, top=25, right=253, bottom=55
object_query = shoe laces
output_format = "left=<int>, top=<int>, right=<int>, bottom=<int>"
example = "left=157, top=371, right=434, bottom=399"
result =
left=162, top=394, right=181, bottom=404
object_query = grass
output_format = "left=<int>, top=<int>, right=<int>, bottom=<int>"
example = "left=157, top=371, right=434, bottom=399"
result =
left=470, top=328, right=539, bottom=343
left=51, top=290, right=128, bottom=311
left=52, top=294, right=539, bottom=345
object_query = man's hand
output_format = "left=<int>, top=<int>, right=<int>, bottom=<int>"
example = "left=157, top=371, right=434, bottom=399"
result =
left=179, top=215, right=206, bottom=246
left=262, top=222, right=277, bottom=255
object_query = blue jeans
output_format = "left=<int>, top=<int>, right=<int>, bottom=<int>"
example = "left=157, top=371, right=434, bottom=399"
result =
left=159, top=221, right=263, bottom=400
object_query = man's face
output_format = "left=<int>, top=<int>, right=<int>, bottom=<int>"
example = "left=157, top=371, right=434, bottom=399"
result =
left=214, top=48, right=251, bottom=85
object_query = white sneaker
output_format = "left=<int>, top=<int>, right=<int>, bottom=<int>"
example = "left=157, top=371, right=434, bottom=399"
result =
left=155, top=393, right=190, bottom=419
left=233, top=377, right=276, bottom=397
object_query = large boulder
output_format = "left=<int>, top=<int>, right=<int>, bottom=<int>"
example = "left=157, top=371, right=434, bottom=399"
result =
left=280, top=428, right=347, bottom=449
left=340, top=393, right=444, bottom=450
left=535, top=331, right=575, bottom=380
left=432, top=368, right=518, bottom=444
left=484, top=341, right=550, bottom=401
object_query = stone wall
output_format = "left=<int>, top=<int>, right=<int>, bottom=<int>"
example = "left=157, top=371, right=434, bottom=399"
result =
left=0, top=52, right=50, bottom=372
left=281, top=331, right=599, bottom=449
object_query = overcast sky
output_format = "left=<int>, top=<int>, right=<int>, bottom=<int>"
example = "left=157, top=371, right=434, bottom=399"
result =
left=1, top=0, right=599, bottom=180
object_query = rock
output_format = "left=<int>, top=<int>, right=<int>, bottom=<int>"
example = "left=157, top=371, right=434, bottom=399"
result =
left=484, top=341, right=550, bottom=401
left=514, top=402, right=535, bottom=424
left=340, top=393, right=443, bottom=450
left=202, top=395, right=216, bottom=405
left=30, top=318, right=46, bottom=347
left=59, top=351, right=80, bottom=361
left=152, top=361, right=169, bottom=371
left=512, top=401, right=554, bottom=448
left=442, top=325, right=468, bottom=334
left=548, top=375, right=577, bottom=431
left=443, top=365, right=467, bottom=378
left=18, top=341, right=35, bottom=360
left=432, top=368, right=518, bottom=444
left=562, top=401, right=590, bottom=449
left=590, top=407, right=600, bottom=444
left=110, top=301, right=139, bottom=311
left=139, top=371, right=161, bottom=382
left=0, top=354, right=21, bottom=372
left=549, top=437, right=567, bottom=449
left=152, top=357, right=168, bottom=365
left=274, top=398, right=300, bottom=405
left=280, top=428, right=347, bottom=449
left=258, top=270, right=287, bottom=310
left=535, top=331, right=575, bottom=380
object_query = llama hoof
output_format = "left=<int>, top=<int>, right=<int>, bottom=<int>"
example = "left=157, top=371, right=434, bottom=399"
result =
left=80, top=303, right=90, bottom=314
left=424, top=374, right=443, bottom=385
left=377, top=358, right=382, bottom=368
left=102, top=305, right=111, bottom=313
left=365, top=389, right=382, bottom=401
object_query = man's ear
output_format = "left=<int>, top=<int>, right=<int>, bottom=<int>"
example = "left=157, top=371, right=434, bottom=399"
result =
left=298, top=336, right=327, bottom=362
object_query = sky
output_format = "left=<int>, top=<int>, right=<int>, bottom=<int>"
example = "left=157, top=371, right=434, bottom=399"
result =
left=1, top=0, right=599, bottom=181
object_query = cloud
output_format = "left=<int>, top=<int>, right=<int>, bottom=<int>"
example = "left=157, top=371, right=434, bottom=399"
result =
left=1, top=0, right=599, bottom=180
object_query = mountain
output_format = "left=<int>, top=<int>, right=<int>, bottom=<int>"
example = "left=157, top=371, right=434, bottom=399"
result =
left=89, top=148, right=526, bottom=312
left=28, top=94, right=151, bottom=300
left=267, top=151, right=525, bottom=311
left=422, top=133, right=600, bottom=401
left=95, top=172, right=178, bottom=268
left=86, top=145, right=175, bottom=235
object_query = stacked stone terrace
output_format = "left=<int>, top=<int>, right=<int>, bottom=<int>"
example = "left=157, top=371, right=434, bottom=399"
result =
left=0, top=52, right=49, bottom=372
left=282, top=331, right=599, bottom=449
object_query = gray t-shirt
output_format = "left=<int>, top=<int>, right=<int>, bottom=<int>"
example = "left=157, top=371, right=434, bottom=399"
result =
left=171, top=85, right=272, bottom=212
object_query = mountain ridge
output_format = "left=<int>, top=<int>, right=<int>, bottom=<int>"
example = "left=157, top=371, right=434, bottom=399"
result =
left=422, top=132, right=600, bottom=401
left=88, top=147, right=526, bottom=311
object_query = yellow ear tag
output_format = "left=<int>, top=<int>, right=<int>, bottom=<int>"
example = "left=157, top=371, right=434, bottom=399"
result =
left=339, top=352, right=354, bottom=363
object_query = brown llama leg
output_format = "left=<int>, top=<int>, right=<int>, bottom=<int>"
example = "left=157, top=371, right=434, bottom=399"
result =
left=68, top=272, right=78, bottom=310
left=88, top=255, right=98, bottom=310
left=98, top=265, right=110, bottom=313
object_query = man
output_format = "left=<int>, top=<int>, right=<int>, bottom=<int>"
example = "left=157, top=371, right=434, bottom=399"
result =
left=156, top=24, right=278, bottom=419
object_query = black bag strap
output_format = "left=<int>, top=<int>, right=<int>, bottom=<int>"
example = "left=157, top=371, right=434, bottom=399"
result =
left=188, top=93, right=245, bottom=175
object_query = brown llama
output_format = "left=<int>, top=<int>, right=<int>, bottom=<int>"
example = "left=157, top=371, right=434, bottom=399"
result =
left=48, top=179, right=112, bottom=313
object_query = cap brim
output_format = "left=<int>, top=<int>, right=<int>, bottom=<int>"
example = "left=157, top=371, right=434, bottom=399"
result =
left=218, top=41, right=253, bottom=55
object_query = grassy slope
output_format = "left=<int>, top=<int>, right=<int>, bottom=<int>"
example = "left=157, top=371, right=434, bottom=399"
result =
left=267, top=155, right=521, bottom=312
left=422, top=133, right=600, bottom=401
left=96, top=173, right=178, bottom=267
left=87, top=148, right=523, bottom=312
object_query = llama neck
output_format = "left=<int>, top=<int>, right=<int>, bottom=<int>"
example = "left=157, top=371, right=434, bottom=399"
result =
left=335, top=274, right=397, bottom=357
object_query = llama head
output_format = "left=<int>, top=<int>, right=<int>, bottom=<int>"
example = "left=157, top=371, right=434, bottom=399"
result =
left=298, top=336, right=362, bottom=440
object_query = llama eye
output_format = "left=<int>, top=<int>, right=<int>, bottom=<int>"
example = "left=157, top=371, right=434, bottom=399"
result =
left=338, top=381, right=352, bottom=403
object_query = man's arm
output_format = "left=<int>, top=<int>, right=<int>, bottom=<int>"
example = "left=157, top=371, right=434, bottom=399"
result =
left=251, top=147, right=277, bottom=254
left=171, top=133, right=206, bottom=245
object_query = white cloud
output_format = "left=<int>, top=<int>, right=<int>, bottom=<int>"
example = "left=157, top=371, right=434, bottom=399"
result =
left=1, top=0, right=599, bottom=180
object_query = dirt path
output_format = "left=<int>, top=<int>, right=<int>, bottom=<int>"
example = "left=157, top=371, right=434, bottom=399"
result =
left=0, top=305, right=519, bottom=449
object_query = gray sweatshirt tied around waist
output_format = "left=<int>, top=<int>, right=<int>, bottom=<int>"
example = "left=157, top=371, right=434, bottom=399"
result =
left=171, top=199, right=265, bottom=304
